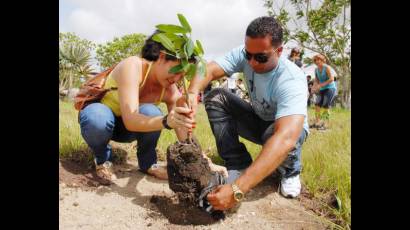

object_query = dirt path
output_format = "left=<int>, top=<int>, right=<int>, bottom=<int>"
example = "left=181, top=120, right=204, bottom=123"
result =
left=59, top=160, right=329, bottom=230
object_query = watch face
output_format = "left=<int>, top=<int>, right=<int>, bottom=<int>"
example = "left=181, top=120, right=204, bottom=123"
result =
left=234, top=192, right=244, bottom=201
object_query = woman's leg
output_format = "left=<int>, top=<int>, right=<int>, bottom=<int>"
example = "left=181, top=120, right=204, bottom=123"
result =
left=134, top=104, right=163, bottom=172
left=79, top=103, right=116, bottom=165
left=320, top=88, right=336, bottom=128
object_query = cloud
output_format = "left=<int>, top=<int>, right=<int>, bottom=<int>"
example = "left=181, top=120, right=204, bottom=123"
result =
left=60, top=0, right=268, bottom=59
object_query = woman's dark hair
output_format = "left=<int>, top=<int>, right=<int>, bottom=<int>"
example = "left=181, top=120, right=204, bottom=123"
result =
left=141, top=30, right=197, bottom=63
left=246, top=16, right=283, bottom=47
left=141, top=30, right=178, bottom=61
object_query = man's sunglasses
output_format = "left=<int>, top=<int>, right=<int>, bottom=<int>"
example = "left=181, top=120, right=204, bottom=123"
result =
left=243, top=46, right=280, bottom=63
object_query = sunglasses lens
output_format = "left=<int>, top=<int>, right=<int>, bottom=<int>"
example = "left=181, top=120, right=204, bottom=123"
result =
left=245, top=51, right=252, bottom=60
left=255, top=54, right=268, bottom=63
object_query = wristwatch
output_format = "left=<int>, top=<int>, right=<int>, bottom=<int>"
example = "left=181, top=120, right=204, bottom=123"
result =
left=231, top=183, right=244, bottom=202
left=162, top=115, right=172, bottom=130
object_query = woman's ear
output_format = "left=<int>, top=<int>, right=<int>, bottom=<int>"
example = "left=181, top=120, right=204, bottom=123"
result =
left=158, top=52, right=166, bottom=61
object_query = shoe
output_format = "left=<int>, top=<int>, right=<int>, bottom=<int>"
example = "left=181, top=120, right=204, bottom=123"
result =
left=147, top=163, right=168, bottom=180
left=95, top=161, right=117, bottom=183
left=317, top=123, right=327, bottom=130
left=309, top=123, right=317, bottom=128
left=279, top=175, right=301, bottom=198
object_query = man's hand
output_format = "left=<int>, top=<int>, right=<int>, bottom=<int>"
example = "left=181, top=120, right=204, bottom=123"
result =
left=207, top=184, right=237, bottom=211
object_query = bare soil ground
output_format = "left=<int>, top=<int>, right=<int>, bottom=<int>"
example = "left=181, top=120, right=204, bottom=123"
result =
left=59, top=159, right=330, bottom=230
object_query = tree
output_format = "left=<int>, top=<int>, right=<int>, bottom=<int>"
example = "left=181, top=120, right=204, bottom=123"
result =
left=263, top=0, right=351, bottom=108
left=95, top=33, right=147, bottom=69
left=59, top=32, right=95, bottom=95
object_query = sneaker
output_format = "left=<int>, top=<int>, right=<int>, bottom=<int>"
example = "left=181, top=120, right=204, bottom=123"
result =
left=279, top=175, right=301, bottom=198
left=147, top=163, right=168, bottom=180
left=96, top=161, right=117, bottom=183
left=316, top=123, right=327, bottom=130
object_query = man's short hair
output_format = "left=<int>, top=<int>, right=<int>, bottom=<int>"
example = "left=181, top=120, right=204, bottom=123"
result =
left=246, top=16, right=283, bottom=47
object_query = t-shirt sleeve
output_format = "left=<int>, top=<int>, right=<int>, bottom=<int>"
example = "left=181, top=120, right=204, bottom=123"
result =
left=214, top=45, right=245, bottom=76
left=275, top=81, right=308, bottom=120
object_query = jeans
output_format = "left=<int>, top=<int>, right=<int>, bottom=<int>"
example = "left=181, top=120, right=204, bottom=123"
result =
left=204, top=88, right=307, bottom=179
left=315, top=88, right=337, bottom=108
left=79, top=103, right=162, bottom=172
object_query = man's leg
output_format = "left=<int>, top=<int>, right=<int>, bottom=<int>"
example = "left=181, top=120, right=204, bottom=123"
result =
left=205, top=88, right=265, bottom=182
left=261, top=124, right=307, bottom=197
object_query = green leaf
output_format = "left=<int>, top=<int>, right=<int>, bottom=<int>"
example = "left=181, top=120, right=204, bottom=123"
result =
left=177, top=13, right=192, bottom=33
left=184, top=39, right=194, bottom=57
left=163, top=33, right=180, bottom=41
left=195, top=40, right=204, bottom=55
left=152, top=33, right=175, bottom=52
left=181, top=58, right=188, bottom=66
left=156, top=24, right=188, bottom=33
left=196, top=58, right=206, bottom=78
left=168, top=64, right=184, bottom=74
left=185, top=63, right=196, bottom=80
left=335, top=195, right=342, bottom=210
left=173, top=37, right=185, bottom=50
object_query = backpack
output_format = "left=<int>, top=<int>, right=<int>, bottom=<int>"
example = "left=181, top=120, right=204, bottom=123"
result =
left=74, top=64, right=118, bottom=111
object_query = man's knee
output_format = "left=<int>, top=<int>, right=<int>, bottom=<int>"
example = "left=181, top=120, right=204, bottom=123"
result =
left=204, top=88, right=232, bottom=116
left=139, top=104, right=162, bottom=117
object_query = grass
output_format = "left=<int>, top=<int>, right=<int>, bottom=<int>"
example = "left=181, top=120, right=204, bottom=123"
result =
left=59, top=100, right=350, bottom=229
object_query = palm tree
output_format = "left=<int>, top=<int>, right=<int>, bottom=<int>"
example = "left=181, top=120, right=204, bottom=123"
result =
left=59, top=44, right=94, bottom=97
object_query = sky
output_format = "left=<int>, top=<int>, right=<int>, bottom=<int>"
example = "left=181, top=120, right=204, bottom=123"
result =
left=59, top=0, right=309, bottom=70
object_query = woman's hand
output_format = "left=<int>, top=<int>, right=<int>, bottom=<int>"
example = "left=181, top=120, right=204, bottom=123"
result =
left=176, top=93, right=199, bottom=118
left=312, top=84, right=320, bottom=93
left=166, top=106, right=195, bottom=130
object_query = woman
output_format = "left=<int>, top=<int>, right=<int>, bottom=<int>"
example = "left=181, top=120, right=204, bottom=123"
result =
left=311, top=54, right=337, bottom=130
left=78, top=32, right=196, bottom=183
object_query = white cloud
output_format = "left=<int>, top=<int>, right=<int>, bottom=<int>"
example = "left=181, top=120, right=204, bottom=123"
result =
left=60, top=0, right=269, bottom=59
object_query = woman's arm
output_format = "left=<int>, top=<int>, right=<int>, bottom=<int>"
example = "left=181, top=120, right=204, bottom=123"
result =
left=114, top=56, right=194, bottom=132
left=164, top=85, right=191, bottom=141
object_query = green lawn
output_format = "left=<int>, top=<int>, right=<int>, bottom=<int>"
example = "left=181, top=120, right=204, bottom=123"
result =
left=59, top=100, right=350, bottom=229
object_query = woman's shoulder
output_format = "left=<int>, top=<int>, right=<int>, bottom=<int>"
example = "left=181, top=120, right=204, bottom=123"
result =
left=111, top=56, right=144, bottom=82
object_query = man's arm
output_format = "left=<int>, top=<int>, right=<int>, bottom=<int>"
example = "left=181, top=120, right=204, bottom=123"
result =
left=188, top=61, right=226, bottom=95
left=235, top=114, right=304, bottom=193
left=207, top=115, right=305, bottom=210
left=181, top=61, right=226, bottom=115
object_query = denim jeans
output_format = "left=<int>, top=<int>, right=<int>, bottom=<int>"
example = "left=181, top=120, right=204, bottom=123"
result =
left=204, top=88, right=307, bottom=179
left=315, top=88, right=337, bottom=108
left=79, top=103, right=162, bottom=172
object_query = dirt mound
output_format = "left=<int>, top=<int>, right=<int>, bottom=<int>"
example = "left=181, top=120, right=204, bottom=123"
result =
left=166, top=138, right=226, bottom=220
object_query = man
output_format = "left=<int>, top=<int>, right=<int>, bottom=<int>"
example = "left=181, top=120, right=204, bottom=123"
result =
left=184, top=16, right=309, bottom=211
left=307, top=75, right=314, bottom=107
left=288, top=47, right=303, bottom=68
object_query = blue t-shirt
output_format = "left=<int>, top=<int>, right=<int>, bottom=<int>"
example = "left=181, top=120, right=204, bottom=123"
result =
left=214, top=45, right=309, bottom=133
